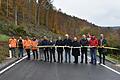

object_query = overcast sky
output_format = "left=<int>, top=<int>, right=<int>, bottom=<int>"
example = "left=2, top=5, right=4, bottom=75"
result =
left=53, top=0, right=120, bottom=27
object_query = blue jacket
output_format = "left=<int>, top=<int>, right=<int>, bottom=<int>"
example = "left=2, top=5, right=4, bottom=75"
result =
left=56, top=40, right=64, bottom=52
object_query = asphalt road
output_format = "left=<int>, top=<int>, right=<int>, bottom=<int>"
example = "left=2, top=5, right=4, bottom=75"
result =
left=0, top=58, right=120, bottom=80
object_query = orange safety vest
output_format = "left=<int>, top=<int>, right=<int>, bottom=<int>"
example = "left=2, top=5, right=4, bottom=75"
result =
left=24, top=39, right=32, bottom=49
left=31, top=40, right=38, bottom=50
left=9, top=38, right=17, bottom=48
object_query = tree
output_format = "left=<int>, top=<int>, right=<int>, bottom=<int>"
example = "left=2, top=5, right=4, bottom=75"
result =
left=13, top=0, right=17, bottom=25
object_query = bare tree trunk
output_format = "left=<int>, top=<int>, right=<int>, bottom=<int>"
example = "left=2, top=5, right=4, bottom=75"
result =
left=15, top=7, right=17, bottom=25
left=45, top=9, right=49, bottom=27
left=28, top=0, right=32, bottom=23
left=34, top=2, right=37, bottom=25
left=13, top=0, right=17, bottom=25
left=0, top=0, right=2, bottom=14
left=0, top=0, right=1, bottom=7
left=36, top=0, right=40, bottom=26
left=37, top=2, right=40, bottom=26
left=6, top=0, right=8, bottom=17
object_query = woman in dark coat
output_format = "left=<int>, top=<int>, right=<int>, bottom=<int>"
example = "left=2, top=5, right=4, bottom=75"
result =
left=72, top=37, right=80, bottom=64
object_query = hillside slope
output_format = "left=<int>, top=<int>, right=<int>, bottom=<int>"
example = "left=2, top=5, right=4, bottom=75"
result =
left=0, top=0, right=120, bottom=48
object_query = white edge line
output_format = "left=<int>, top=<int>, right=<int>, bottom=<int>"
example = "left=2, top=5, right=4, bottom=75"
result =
left=0, top=54, right=120, bottom=75
left=101, top=64, right=120, bottom=75
left=0, top=56, right=27, bottom=75
left=88, top=56, right=120, bottom=75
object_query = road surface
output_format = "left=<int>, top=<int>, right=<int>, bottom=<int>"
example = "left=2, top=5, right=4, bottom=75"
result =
left=0, top=57, right=120, bottom=80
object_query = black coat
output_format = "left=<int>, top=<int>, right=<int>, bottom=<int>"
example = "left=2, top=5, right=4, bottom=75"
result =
left=18, top=39, right=24, bottom=49
left=41, top=39, right=49, bottom=51
left=55, top=40, right=64, bottom=52
left=80, top=38, right=89, bottom=51
left=49, top=41, right=55, bottom=52
left=72, top=41, right=80, bottom=56
left=63, top=38, right=72, bottom=51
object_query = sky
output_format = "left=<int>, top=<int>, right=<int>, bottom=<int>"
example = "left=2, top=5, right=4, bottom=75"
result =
left=53, top=0, right=120, bottom=27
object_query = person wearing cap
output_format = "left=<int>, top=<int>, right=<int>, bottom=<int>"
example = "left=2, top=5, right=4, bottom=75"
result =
left=80, top=35, right=89, bottom=64
left=56, top=36, right=64, bottom=63
left=41, top=36, right=49, bottom=62
left=98, top=34, right=107, bottom=65
left=17, top=36, right=24, bottom=59
left=49, top=38, right=56, bottom=63
left=63, top=34, right=72, bottom=63
left=24, top=36, right=32, bottom=60
left=9, top=36, right=17, bottom=58
left=31, top=37, right=39, bottom=60
left=72, top=37, right=80, bottom=64
left=89, top=35, right=98, bottom=65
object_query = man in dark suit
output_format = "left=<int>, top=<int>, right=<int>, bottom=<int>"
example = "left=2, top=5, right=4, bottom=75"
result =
left=56, top=36, right=64, bottom=63
left=63, top=34, right=72, bottom=63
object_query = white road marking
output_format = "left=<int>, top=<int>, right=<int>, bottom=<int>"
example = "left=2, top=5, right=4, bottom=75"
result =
left=0, top=53, right=120, bottom=76
left=0, top=56, right=27, bottom=75
left=88, top=56, right=120, bottom=75
left=101, top=64, right=120, bottom=75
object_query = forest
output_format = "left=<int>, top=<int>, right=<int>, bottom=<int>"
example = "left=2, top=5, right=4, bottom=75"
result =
left=0, top=0, right=120, bottom=48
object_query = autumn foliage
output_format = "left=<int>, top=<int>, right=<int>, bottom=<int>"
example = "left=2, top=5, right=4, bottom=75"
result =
left=0, top=0, right=120, bottom=48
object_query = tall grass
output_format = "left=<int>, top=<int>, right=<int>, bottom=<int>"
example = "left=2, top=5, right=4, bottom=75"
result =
left=0, top=34, right=9, bottom=41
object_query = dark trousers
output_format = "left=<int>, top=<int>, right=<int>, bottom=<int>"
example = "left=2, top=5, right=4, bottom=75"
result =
left=50, top=50, right=56, bottom=62
left=65, top=50, right=71, bottom=63
left=57, top=51, right=63, bottom=63
left=90, top=48, right=97, bottom=65
left=25, top=49, right=31, bottom=60
left=11, top=48, right=16, bottom=58
left=39, top=48, right=44, bottom=60
left=32, top=50, right=38, bottom=60
left=44, top=50, right=49, bottom=62
left=98, top=48, right=106, bottom=64
left=81, top=48, right=88, bottom=63
left=18, top=48, right=24, bottom=58
left=74, top=56, right=78, bottom=64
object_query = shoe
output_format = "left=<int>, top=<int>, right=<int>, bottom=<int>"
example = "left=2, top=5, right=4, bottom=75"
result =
left=103, top=63, right=105, bottom=65
left=65, top=61, right=67, bottom=63
left=80, top=62, right=83, bottom=63
left=44, top=60, right=46, bottom=62
left=89, top=62, right=93, bottom=64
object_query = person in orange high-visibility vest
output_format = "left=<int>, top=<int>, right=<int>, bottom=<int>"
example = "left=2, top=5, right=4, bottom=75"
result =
left=8, top=36, right=17, bottom=58
left=24, top=36, right=32, bottom=60
left=31, top=37, right=38, bottom=60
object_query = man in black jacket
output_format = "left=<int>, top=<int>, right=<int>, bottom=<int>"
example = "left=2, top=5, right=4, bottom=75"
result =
left=72, top=37, right=80, bottom=64
left=80, top=35, right=89, bottom=64
left=56, top=36, right=64, bottom=63
left=41, top=36, right=49, bottom=62
left=63, top=34, right=72, bottom=63
left=18, top=36, right=24, bottom=59
left=49, top=38, right=56, bottom=63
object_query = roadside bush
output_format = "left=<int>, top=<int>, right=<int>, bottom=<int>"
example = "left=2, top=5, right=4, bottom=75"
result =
left=0, top=45, right=9, bottom=63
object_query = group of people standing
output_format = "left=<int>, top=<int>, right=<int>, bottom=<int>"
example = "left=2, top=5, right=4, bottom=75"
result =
left=8, top=33, right=107, bottom=65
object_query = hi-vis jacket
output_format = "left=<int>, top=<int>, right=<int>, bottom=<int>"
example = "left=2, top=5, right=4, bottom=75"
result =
left=31, top=40, right=38, bottom=50
left=24, top=39, right=32, bottom=49
left=9, top=38, right=17, bottom=48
